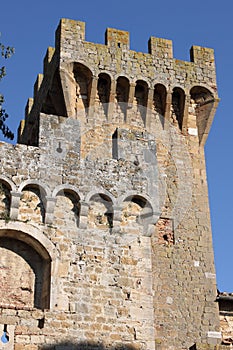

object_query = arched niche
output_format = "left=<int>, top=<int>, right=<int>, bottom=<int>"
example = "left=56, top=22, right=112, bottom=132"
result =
left=115, top=76, right=130, bottom=121
left=18, top=184, right=46, bottom=224
left=151, top=83, right=167, bottom=129
left=53, top=189, right=80, bottom=229
left=153, top=84, right=166, bottom=117
left=134, top=80, right=148, bottom=126
left=121, top=195, right=153, bottom=233
left=73, top=63, right=93, bottom=113
left=0, top=230, right=51, bottom=310
left=41, top=68, right=67, bottom=117
left=0, top=180, right=11, bottom=220
left=171, top=87, right=185, bottom=129
left=96, top=73, right=111, bottom=118
left=190, top=86, right=214, bottom=142
left=87, top=193, right=113, bottom=230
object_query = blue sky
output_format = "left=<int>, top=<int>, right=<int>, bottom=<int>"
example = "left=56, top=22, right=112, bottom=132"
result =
left=1, top=0, right=232, bottom=291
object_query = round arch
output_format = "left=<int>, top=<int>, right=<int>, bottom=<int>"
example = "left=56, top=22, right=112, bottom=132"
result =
left=0, top=221, right=59, bottom=261
left=18, top=180, right=51, bottom=197
left=0, top=222, right=59, bottom=310
left=0, top=175, right=16, bottom=192
left=85, top=188, right=115, bottom=204
left=52, top=184, right=83, bottom=201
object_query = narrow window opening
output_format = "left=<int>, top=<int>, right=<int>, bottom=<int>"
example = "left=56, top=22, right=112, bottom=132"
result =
left=97, top=73, right=111, bottom=118
left=73, top=63, right=92, bottom=113
left=38, top=317, right=45, bottom=329
left=112, top=129, right=118, bottom=159
left=171, top=88, right=185, bottom=130
left=118, top=42, right=121, bottom=48
left=116, top=76, right=129, bottom=121
left=126, top=292, right=131, bottom=300
left=134, top=80, right=148, bottom=125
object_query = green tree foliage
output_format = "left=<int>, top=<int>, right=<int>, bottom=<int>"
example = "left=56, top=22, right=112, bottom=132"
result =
left=0, top=35, right=14, bottom=140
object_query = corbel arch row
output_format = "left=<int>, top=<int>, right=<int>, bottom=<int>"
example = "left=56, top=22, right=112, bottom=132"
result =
left=0, top=179, right=157, bottom=229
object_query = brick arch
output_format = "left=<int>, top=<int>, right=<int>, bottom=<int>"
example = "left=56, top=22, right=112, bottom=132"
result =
left=0, top=223, right=59, bottom=310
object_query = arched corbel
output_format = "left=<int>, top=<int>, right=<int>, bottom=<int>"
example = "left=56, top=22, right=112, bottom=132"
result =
left=107, top=80, right=116, bottom=121
left=146, top=87, right=154, bottom=129
left=126, top=82, right=136, bottom=123
left=79, top=200, right=89, bottom=229
left=164, top=90, right=172, bottom=130
left=10, top=191, right=22, bottom=220
left=45, top=196, right=57, bottom=225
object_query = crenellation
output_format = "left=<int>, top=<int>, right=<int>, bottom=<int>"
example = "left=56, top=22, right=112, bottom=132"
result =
left=24, top=97, right=34, bottom=119
left=105, top=28, right=130, bottom=50
left=33, top=74, right=44, bottom=99
left=190, top=46, right=215, bottom=67
left=43, top=47, right=55, bottom=75
left=148, top=36, right=173, bottom=58
left=55, top=18, right=86, bottom=49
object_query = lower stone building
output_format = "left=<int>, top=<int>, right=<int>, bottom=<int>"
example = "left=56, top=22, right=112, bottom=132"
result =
left=217, top=292, right=233, bottom=347
left=0, top=18, right=228, bottom=350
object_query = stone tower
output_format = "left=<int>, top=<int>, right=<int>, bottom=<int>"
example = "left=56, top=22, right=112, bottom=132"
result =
left=0, top=19, right=222, bottom=349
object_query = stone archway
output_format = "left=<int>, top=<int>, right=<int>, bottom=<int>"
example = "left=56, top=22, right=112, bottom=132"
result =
left=0, top=236, right=48, bottom=309
left=0, top=223, right=59, bottom=310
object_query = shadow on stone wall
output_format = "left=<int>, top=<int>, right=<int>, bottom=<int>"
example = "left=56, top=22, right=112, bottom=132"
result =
left=40, top=342, right=136, bottom=350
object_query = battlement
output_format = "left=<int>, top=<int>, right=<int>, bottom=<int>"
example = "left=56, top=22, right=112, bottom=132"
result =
left=105, top=27, right=130, bottom=49
left=148, top=36, right=173, bottom=59
left=55, top=18, right=86, bottom=47
left=18, top=18, right=219, bottom=147
left=55, top=18, right=215, bottom=65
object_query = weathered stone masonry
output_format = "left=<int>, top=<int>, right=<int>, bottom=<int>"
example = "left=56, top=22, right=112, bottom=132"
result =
left=0, top=18, right=225, bottom=349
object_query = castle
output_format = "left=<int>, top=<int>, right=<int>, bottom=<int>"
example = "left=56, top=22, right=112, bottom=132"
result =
left=0, top=18, right=228, bottom=349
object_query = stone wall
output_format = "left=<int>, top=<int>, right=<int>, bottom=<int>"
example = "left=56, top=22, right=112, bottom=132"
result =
left=0, top=18, right=222, bottom=350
